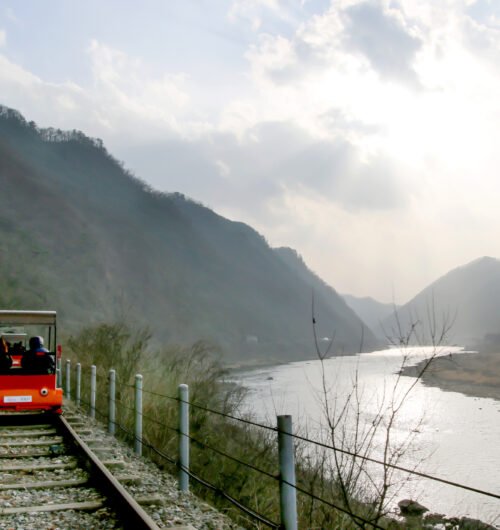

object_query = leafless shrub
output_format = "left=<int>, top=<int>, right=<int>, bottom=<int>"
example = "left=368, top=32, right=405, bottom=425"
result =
left=311, top=294, right=455, bottom=527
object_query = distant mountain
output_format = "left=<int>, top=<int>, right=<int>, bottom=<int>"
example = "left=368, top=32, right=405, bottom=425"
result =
left=381, top=257, right=500, bottom=346
left=0, top=105, right=378, bottom=361
left=342, top=294, right=396, bottom=338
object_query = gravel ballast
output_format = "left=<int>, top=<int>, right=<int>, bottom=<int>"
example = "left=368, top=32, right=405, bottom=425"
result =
left=62, top=404, right=245, bottom=529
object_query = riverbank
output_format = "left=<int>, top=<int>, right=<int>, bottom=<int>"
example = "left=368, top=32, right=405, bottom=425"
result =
left=238, top=348, right=500, bottom=527
left=400, top=351, right=500, bottom=401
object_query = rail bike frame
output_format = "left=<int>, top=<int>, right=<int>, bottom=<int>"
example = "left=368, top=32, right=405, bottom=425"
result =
left=0, top=310, right=63, bottom=414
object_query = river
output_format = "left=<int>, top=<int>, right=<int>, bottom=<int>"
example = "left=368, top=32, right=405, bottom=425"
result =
left=235, top=346, right=500, bottom=526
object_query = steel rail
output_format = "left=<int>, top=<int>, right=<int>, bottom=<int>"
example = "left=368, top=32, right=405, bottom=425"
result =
left=56, top=415, right=159, bottom=530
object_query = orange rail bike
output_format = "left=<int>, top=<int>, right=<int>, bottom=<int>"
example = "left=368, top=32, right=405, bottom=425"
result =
left=0, top=310, right=62, bottom=414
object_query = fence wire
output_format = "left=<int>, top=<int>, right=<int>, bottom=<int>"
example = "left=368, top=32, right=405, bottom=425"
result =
left=136, top=390, right=500, bottom=502
left=111, top=400, right=281, bottom=529
left=71, top=362, right=500, bottom=530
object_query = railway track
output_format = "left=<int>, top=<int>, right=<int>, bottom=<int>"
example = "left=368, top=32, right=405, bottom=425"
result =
left=0, top=412, right=160, bottom=529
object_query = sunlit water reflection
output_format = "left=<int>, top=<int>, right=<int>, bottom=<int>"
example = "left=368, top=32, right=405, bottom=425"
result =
left=235, top=347, right=500, bottom=525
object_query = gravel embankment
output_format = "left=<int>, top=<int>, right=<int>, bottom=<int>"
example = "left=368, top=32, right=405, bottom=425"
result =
left=63, top=404, right=245, bottom=530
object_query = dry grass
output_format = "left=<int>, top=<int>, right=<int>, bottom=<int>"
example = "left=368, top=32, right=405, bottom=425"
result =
left=407, top=352, right=500, bottom=401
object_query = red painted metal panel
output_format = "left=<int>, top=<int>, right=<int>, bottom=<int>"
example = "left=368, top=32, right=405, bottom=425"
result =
left=0, top=373, right=62, bottom=413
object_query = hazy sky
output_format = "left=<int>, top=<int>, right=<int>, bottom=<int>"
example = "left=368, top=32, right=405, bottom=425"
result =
left=1, top=0, right=499, bottom=303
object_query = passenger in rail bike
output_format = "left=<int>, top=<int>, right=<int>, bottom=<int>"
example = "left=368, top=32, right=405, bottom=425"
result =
left=10, top=341, right=25, bottom=355
left=0, top=335, right=12, bottom=370
left=21, top=336, right=54, bottom=372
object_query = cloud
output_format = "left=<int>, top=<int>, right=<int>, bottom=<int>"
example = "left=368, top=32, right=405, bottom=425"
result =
left=3, top=2, right=500, bottom=300
left=467, top=0, right=500, bottom=29
left=120, top=118, right=406, bottom=230
left=4, top=8, right=19, bottom=24
left=319, top=108, right=381, bottom=139
left=86, top=40, right=192, bottom=138
left=0, top=39, right=199, bottom=149
left=244, top=8, right=339, bottom=85
left=342, top=2, right=422, bottom=86
left=215, top=159, right=231, bottom=178
left=228, top=0, right=287, bottom=30
left=245, top=1, right=424, bottom=88
left=0, top=53, right=91, bottom=130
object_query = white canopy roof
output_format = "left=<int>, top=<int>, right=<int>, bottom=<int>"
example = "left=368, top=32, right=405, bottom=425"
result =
left=0, top=311, right=57, bottom=326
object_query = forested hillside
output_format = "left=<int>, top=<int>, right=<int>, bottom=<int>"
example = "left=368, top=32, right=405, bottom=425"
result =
left=0, top=105, right=378, bottom=361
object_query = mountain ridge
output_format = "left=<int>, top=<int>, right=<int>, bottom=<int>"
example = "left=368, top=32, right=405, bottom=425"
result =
left=0, top=104, right=379, bottom=360
left=342, top=294, right=397, bottom=339
left=381, top=256, right=500, bottom=345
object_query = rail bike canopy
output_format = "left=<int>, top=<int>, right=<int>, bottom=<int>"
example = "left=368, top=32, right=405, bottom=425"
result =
left=0, top=310, right=58, bottom=366
left=0, top=310, right=57, bottom=326
left=1, top=332, right=27, bottom=342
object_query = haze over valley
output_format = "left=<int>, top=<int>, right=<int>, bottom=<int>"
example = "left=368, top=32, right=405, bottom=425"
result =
left=1, top=3, right=500, bottom=526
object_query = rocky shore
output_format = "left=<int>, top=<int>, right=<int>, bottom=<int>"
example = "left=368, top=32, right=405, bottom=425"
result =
left=394, top=499, right=498, bottom=529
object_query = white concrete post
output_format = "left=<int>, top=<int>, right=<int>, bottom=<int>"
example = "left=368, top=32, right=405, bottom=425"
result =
left=109, top=369, right=116, bottom=435
left=278, top=415, right=298, bottom=530
left=134, top=374, right=143, bottom=455
left=90, top=365, right=96, bottom=419
left=65, top=359, right=71, bottom=400
left=75, top=363, right=81, bottom=407
left=56, top=357, right=62, bottom=387
left=178, top=384, right=190, bottom=492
